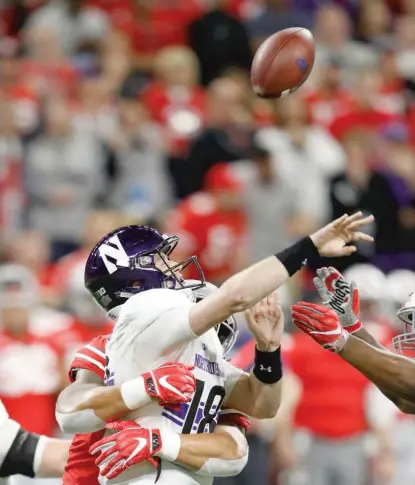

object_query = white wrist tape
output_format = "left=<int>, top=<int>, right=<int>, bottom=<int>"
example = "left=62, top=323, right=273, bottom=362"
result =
left=155, top=430, right=181, bottom=462
left=120, top=377, right=151, bottom=411
left=198, top=426, right=249, bottom=477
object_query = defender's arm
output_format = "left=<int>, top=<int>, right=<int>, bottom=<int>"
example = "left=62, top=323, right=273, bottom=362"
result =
left=56, top=369, right=130, bottom=433
left=353, top=327, right=415, bottom=414
left=56, top=365, right=195, bottom=434
left=340, top=335, right=415, bottom=404
left=172, top=424, right=248, bottom=476
left=91, top=420, right=248, bottom=479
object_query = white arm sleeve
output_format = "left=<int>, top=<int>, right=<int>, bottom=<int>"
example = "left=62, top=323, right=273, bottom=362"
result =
left=197, top=426, right=249, bottom=477
left=109, top=289, right=196, bottom=369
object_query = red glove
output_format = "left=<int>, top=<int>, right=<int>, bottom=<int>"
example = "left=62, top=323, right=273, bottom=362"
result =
left=291, top=301, right=350, bottom=353
left=142, top=362, right=196, bottom=411
left=90, top=421, right=162, bottom=480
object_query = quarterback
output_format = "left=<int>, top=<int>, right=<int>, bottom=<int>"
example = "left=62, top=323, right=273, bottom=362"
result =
left=291, top=266, right=415, bottom=415
left=56, top=283, right=264, bottom=485
left=66, top=212, right=371, bottom=485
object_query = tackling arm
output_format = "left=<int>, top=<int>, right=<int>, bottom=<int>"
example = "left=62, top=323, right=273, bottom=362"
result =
left=91, top=420, right=248, bottom=479
left=340, top=335, right=415, bottom=405
left=56, top=364, right=195, bottom=434
left=56, top=369, right=127, bottom=433
left=353, top=327, right=415, bottom=414
left=173, top=424, right=248, bottom=476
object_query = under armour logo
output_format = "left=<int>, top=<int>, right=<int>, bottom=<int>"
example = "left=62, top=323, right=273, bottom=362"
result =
left=260, top=365, right=272, bottom=372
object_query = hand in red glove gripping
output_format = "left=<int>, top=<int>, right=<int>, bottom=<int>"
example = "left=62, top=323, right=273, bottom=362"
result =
left=90, top=421, right=162, bottom=480
left=291, top=301, right=350, bottom=353
left=142, top=362, right=196, bottom=411
left=313, top=266, right=362, bottom=334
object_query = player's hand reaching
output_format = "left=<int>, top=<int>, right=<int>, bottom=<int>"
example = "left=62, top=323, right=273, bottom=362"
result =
left=310, top=212, right=374, bottom=257
left=313, top=267, right=362, bottom=334
left=291, top=302, right=349, bottom=353
left=90, top=421, right=162, bottom=479
left=142, top=362, right=196, bottom=411
left=246, top=291, right=284, bottom=352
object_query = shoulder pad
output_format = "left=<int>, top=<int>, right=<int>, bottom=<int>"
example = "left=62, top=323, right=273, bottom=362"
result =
left=118, top=289, right=192, bottom=328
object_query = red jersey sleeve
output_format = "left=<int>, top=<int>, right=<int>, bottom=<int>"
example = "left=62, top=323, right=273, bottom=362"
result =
left=218, top=408, right=250, bottom=432
left=68, top=335, right=108, bottom=383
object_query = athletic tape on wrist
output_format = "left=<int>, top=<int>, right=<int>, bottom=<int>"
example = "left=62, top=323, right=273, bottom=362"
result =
left=253, top=346, right=283, bottom=384
left=275, top=237, right=319, bottom=276
left=156, top=431, right=181, bottom=462
left=120, top=377, right=151, bottom=411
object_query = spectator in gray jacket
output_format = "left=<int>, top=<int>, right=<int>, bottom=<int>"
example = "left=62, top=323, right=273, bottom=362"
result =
left=25, top=98, right=106, bottom=260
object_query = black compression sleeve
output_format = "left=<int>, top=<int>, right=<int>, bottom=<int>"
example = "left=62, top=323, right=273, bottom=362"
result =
left=0, top=428, right=40, bottom=478
left=275, top=237, right=319, bottom=276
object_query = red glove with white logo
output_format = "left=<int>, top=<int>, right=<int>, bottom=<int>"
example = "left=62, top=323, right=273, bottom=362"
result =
left=90, top=421, right=163, bottom=480
left=291, top=302, right=350, bottom=353
left=142, top=362, right=196, bottom=411
left=313, top=267, right=362, bottom=334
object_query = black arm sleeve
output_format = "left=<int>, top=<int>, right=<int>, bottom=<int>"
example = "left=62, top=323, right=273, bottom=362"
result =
left=0, top=428, right=40, bottom=478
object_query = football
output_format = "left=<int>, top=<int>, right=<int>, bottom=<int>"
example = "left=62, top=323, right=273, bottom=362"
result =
left=250, top=27, right=315, bottom=99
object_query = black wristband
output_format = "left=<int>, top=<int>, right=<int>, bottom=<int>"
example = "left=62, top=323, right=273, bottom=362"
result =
left=275, top=237, right=319, bottom=276
left=253, top=346, right=283, bottom=384
left=0, top=428, right=39, bottom=478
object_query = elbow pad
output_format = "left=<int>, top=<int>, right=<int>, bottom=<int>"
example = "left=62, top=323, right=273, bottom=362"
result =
left=56, top=409, right=105, bottom=435
left=197, top=426, right=249, bottom=477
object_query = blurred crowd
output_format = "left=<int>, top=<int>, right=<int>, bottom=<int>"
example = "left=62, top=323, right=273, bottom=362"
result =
left=2, top=0, right=415, bottom=484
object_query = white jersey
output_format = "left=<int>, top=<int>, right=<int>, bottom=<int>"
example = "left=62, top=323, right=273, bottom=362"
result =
left=103, top=289, right=246, bottom=485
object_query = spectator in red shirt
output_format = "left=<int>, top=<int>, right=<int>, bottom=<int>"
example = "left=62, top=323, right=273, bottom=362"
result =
left=5, top=230, right=56, bottom=306
left=330, top=67, right=399, bottom=141
left=21, top=25, right=78, bottom=99
left=141, top=45, right=206, bottom=158
left=165, top=163, right=247, bottom=285
left=307, top=55, right=355, bottom=129
left=0, top=264, right=66, bottom=437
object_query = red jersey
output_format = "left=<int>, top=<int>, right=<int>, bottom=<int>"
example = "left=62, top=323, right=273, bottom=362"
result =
left=306, top=89, right=355, bottom=130
left=89, top=0, right=202, bottom=54
left=167, top=193, right=246, bottom=283
left=0, top=329, right=62, bottom=436
left=330, top=108, right=398, bottom=141
left=63, top=334, right=108, bottom=485
left=141, top=82, right=206, bottom=156
left=284, top=326, right=393, bottom=439
left=54, top=318, right=113, bottom=372
left=51, top=249, right=89, bottom=296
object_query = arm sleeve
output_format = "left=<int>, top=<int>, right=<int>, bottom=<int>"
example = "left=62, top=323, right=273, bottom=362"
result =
left=0, top=422, right=41, bottom=478
left=68, top=335, right=108, bottom=383
left=109, top=290, right=196, bottom=368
